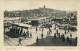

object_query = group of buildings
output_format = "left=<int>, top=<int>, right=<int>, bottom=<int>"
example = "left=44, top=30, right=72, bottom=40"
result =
left=4, top=6, right=77, bottom=31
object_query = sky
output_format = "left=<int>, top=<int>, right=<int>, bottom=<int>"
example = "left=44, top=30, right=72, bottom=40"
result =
left=3, top=0, right=80, bottom=11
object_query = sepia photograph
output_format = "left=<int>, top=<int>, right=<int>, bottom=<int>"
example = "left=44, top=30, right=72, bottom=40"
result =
left=3, top=0, right=78, bottom=47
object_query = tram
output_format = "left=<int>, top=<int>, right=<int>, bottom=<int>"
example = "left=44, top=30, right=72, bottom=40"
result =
left=5, top=22, right=32, bottom=38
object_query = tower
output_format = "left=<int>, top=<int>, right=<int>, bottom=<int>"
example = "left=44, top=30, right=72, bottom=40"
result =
left=43, top=5, right=46, bottom=8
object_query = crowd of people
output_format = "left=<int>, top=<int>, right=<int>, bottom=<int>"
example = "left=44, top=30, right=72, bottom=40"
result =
left=9, top=26, right=32, bottom=38
left=5, top=22, right=77, bottom=46
left=35, top=24, right=77, bottom=46
left=53, top=29, right=77, bottom=45
left=8, top=26, right=32, bottom=45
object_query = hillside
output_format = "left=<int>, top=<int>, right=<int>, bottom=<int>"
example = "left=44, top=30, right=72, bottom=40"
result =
left=4, top=7, right=67, bottom=18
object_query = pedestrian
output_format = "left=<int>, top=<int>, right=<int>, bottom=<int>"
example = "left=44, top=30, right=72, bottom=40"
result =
left=61, top=34, right=65, bottom=42
left=18, top=38, right=22, bottom=46
left=36, top=26, right=38, bottom=32
left=30, top=33, right=32, bottom=38
left=23, top=31, right=26, bottom=39
left=56, top=29, right=58, bottom=35
left=41, top=33, right=43, bottom=38
left=70, top=34, right=72, bottom=38
left=42, top=28, right=44, bottom=33
left=58, top=33, right=60, bottom=38
left=69, top=34, right=72, bottom=45
left=27, top=31, right=29, bottom=38
left=60, top=34, right=62, bottom=39
left=74, top=37, right=77, bottom=45
left=69, top=39, right=72, bottom=45
left=68, top=28, right=69, bottom=32
left=65, top=30, right=66, bottom=34
left=47, top=31, right=49, bottom=36
left=36, top=37, right=39, bottom=45
left=49, top=28, right=52, bottom=33
left=66, top=36, right=70, bottom=44
left=54, top=33, right=56, bottom=39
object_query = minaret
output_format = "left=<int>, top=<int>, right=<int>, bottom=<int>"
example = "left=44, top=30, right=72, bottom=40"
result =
left=43, top=5, right=46, bottom=8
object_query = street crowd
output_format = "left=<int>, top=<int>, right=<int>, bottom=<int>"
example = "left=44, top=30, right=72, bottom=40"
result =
left=7, top=23, right=77, bottom=46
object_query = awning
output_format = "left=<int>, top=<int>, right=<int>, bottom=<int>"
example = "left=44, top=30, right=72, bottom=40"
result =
left=9, top=22, right=32, bottom=28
